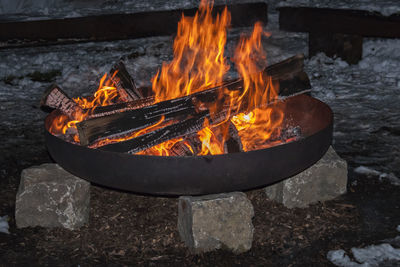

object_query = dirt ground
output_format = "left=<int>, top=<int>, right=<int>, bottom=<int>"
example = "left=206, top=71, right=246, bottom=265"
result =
left=0, top=122, right=399, bottom=266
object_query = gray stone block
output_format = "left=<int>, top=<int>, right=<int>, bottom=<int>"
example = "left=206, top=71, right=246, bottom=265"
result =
left=265, top=146, right=347, bottom=208
left=16, top=163, right=90, bottom=230
left=178, top=192, right=254, bottom=254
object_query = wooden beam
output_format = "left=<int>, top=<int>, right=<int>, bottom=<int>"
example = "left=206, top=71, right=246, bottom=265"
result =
left=0, top=2, right=268, bottom=49
left=278, top=7, right=400, bottom=38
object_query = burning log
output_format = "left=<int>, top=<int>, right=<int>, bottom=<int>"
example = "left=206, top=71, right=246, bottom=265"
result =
left=76, top=79, right=241, bottom=146
left=40, top=61, right=146, bottom=118
left=92, top=53, right=309, bottom=116
left=224, top=122, right=243, bottom=153
left=169, top=140, right=197, bottom=156
left=76, top=54, right=310, bottom=146
left=99, top=111, right=209, bottom=154
left=40, top=84, right=83, bottom=118
left=110, top=61, right=143, bottom=101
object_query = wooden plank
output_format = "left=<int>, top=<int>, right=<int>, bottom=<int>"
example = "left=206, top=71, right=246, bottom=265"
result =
left=279, top=7, right=400, bottom=38
left=0, top=2, right=268, bottom=49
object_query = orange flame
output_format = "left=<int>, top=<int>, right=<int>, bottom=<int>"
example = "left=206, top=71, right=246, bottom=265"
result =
left=230, top=22, right=284, bottom=152
left=151, top=0, right=231, bottom=103
left=197, top=118, right=225, bottom=155
left=49, top=71, right=120, bottom=142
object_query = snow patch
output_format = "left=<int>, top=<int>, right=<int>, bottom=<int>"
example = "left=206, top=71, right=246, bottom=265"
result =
left=354, top=166, right=381, bottom=176
left=397, top=225, right=400, bottom=232
left=328, top=244, right=400, bottom=267
left=0, top=215, right=10, bottom=234
left=354, top=166, right=400, bottom=186
left=327, top=249, right=360, bottom=267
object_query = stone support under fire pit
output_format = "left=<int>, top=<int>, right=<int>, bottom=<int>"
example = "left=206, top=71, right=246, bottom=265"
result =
left=178, top=192, right=254, bottom=254
left=15, top=163, right=90, bottom=230
left=265, top=146, right=348, bottom=208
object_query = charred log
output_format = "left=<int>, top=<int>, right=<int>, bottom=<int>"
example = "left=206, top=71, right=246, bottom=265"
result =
left=169, top=139, right=196, bottom=156
left=110, top=61, right=143, bottom=101
left=224, top=122, right=243, bottom=153
left=76, top=79, right=242, bottom=146
left=92, top=53, right=309, bottom=116
left=40, top=84, right=83, bottom=118
left=99, top=111, right=209, bottom=154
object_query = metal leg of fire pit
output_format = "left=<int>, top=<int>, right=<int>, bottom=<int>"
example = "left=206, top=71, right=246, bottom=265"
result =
left=15, top=163, right=90, bottom=230
left=178, top=192, right=254, bottom=254
left=265, top=146, right=348, bottom=208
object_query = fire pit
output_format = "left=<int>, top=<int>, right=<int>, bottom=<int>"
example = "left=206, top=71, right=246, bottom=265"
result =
left=45, top=94, right=332, bottom=195
left=42, top=1, right=333, bottom=195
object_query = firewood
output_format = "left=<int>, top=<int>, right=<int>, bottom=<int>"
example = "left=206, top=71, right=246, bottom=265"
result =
left=40, top=84, right=83, bottom=118
left=76, top=54, right=310, bottom=146
left=110, top=61, right=143, bottom=101
left=169, top=139, right=197, bottom=156
left=224, top=122, right=243, bottom=153
left=76, top=79, right=241, bottom=146
left=99, top=111, right=209, bottom=154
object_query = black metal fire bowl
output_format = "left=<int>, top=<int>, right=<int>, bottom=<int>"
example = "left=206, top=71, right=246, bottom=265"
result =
left=44, top=94, right=333, bottom=196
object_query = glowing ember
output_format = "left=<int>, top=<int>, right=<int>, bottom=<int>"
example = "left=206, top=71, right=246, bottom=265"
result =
left=49, top=0, right=291, bottom=156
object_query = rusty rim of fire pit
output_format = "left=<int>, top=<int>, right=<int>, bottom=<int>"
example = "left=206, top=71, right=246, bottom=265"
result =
left=44, top=94, right=333, bottom=196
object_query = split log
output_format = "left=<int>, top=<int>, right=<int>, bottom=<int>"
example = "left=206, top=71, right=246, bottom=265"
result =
left=110, top=61, right=143, bottom=101
left=99, top=111, right=209, bottom=154
left=98, top=104, right=247, bottom=154
left=76, top=54, right=310, bottom=146
left=76, top=79, right=241, bottom=146
left=224, top=123, right=243, bottom=153
left=40, top=84, right=83, bottom=118
left=169, top=140, right=197, bottom=156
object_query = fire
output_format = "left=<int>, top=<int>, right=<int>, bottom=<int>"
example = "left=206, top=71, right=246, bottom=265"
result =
left=151, top=0, right=231, bottom=102
left=229, top=22, right=284, bottom=151
left=49, top=72, right=120, bottom=141
left=50, top=0, right=287, bottom=156
left=197, top=119, right=225, bottom=155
